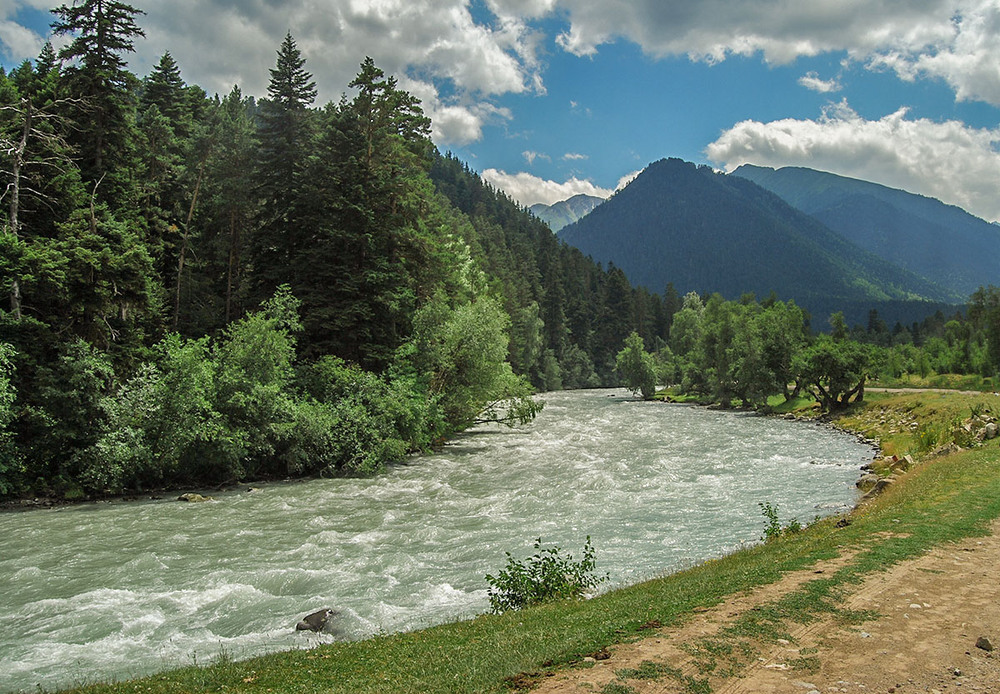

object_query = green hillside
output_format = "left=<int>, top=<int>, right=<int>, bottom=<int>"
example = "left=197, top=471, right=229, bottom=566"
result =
left=733, top=164, right=1000, bottom=296
left=559, top=159, right=959, bottom=325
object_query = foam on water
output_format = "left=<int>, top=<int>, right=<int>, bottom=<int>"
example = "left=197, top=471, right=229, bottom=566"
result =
left=0, top=389, right=872, bottom=692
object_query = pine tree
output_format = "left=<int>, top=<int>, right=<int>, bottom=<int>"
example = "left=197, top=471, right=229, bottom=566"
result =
left=141, top=52, right=187, bottom=127
left=251, top=32, right=316, bottom=299
left=51, top=0, right=145, bottom=208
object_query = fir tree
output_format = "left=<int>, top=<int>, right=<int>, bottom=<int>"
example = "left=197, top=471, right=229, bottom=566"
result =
left=251, top=32, right=316, bottom=299
left=51, top=0, right=146, bottom=204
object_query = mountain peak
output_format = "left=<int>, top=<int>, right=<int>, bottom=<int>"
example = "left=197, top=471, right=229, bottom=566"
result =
left=558, top=157, right=959, bottom=325
left=530, top=193, right=605, bottom=232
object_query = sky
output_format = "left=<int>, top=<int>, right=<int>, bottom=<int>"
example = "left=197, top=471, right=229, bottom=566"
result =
left=2, top=0, right=1000, bottom=220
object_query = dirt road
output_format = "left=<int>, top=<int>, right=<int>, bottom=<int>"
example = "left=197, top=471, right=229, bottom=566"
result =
left=531, top=520, right=1000, bottom=694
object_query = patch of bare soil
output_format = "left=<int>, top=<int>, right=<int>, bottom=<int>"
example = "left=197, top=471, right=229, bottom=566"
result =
left=531, top=521, right=1000, bottom=694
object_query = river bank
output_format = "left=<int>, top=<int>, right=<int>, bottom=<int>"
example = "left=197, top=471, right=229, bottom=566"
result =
left=1, top=389, right=870, bottom=693
left=38, top=388, right=1000, bottom=694
left=532, top=388, right=1000, bottom=693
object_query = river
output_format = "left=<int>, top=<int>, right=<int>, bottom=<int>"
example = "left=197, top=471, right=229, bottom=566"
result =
left=0, top=389, right=872, bottom=692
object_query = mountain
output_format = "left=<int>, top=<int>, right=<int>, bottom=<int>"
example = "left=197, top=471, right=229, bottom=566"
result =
left=558, top=158, right=961, bottom=326
left=732, top=164, right=1000, bottom=297
left=530, top=194, right=605, bottom=231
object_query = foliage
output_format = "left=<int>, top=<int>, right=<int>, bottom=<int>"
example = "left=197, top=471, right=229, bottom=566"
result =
left=485, top=537, right=608, bottom=613
left=0, top=343, right=21, bottom=494
left=793, top=335, right=875, bottom=410
left=407, top=294, right=541, bottom=433
left=758, top=502, right=782, bottom=542
left=615, top=331, right=656, bottom=399
left=758, top=503, right=804, bottom=542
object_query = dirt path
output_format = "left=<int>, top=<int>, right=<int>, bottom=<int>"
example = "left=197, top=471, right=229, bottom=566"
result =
left=532, top=520, right=1000, bottom=694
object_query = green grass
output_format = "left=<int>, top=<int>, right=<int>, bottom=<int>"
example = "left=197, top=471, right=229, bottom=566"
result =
left=62, top=394, right=1000, bottom=694
left=874, top=372, right=996, bottom=392
left=765, top=394, right=816, bottom=414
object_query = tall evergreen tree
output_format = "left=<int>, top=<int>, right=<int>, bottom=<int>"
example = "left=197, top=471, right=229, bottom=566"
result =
left=250, top=32, right=316, bottom=298
left=51, top=0, right=145, bottom=200
left=200, top=86, right=257, bottom=328
left=140, top=52, right=188, bottom=130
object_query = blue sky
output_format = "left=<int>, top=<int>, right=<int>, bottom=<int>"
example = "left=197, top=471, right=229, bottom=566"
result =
left=3, top=0, right=1000, bottom=219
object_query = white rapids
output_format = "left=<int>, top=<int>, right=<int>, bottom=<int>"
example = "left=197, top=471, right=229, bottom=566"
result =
left=0, top=389, right=871, bottom=692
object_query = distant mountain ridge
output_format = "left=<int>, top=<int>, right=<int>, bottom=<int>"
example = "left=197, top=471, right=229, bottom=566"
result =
left=732, top=164, right=1000, bottom=297
left=558, top=158, right=961, bottom=326
left=530, top=194, right=605, bottom=231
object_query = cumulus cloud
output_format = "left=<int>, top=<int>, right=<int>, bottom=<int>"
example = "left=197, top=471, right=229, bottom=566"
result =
left=0, top=17, right=41, bottom=59
left=563, top=152, right=588, bottom=160
left=0, top=0, right=550, bottom=146
left=705, top=100, right=1000, bottom=221
left=489, top=0, right=1000, bottom=106
left=481, top=168, right=612, bottom=206
left=798, top=71, right=841, bottom=93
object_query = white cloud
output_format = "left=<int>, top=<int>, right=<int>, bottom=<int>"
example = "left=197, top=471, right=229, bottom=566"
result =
left=516, top=0, right=1000, bottom=106
left=481, top=168, right=612, bottom=206
left=0, top=17, right=41, bottom=60
left=522, top=150, right=551, bottom=165
left=705, top=100, right=1000, bottom=221
left=615, top=170, right=641, bottom=190
left=563, top=152, right=588, bottom=160
left=0, top=0, right=550, bottom=147
left=798, top=71, right=841, bottom=93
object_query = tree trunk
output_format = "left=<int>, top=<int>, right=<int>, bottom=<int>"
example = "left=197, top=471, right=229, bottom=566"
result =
left=173, top=157, right=207, bottom=328
left=7, top=97, right=32, bottom=319
left=225, top=208, right=240, bottom=325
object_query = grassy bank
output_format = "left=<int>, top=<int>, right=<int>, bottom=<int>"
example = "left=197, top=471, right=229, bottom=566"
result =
left=62, top=391, right=1000, bottom=694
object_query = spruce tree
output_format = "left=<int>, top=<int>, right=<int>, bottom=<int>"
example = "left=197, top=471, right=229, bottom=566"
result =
left=141, top=52, right=189, bottom=134
left=51, top=0, right=145, bottom=195
left=251, top=32, right=316, bottom=299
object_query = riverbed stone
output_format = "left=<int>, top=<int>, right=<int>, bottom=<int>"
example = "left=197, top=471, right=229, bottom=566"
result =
left=861, top=477, right=894, bottom=501
left=856, top=473, right=880, bottom=492
left=177, top=493, right=212, bottom=502
left=296, top=608, right=335, bottom=632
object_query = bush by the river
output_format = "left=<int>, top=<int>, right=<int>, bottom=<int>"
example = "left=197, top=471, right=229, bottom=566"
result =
left=486, top=537, right=608, bottom=613
left=67, top=287, right=538, bottom=495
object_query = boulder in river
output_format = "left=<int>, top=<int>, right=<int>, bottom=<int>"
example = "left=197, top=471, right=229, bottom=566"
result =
left=177, top=493, right=213, bottom=502
left=296, top=608, right=335, bottom=632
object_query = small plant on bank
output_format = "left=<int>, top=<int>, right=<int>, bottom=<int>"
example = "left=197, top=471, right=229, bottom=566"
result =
left=485, top=537, right=608, bottom=613
left=758, top=502, right=802, bottom=542
left=759, top=502, right=782, bottom=542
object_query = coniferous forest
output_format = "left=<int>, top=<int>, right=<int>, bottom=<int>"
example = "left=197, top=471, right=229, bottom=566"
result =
left=0, top=2, right=673, bottom=499
left=3, top=2, right=1000, bottom=503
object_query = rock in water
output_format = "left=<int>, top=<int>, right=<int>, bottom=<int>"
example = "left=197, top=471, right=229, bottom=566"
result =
left=177, top=493, right=212, bottom=502
left=296, top=608, right=335, bottom=632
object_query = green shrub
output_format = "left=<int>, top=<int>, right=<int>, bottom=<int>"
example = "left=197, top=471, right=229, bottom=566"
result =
left=759, top=502, right=802, bottom=541
left=759, top=502, right=782, bottom=542
left=485, top=537, right=608, bottom=613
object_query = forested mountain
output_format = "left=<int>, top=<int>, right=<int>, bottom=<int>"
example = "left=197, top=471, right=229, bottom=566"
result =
left=431, top=155, right=676, bottom=384
left=733, top=164, right=1000, bottom=297
left=529, top=194, right=604, bottom=231
left=559, top=158, right=961, bottom=327
left=0, top=2, right=680, bottom=500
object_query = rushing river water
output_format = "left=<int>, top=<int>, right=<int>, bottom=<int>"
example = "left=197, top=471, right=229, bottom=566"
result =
left=0, top=389, right=873, bottom=692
